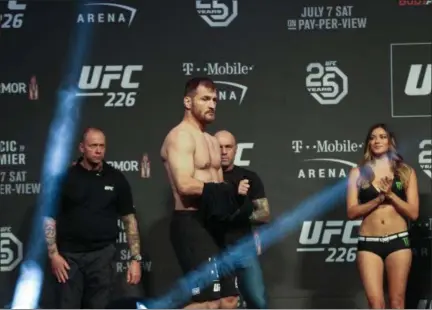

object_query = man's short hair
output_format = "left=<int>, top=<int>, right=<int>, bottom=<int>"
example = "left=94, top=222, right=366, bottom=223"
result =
left=184, top=77, right=216, bottom=97
left=81, top=127, right=104, bottom=142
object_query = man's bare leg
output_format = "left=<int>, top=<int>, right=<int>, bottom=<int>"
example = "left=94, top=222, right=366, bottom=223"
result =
left=184, top=300, right=220, bottom=309
left=220, top=296, right=238, bottom=309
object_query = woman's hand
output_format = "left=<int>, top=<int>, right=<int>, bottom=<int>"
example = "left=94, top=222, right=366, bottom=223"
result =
left=378, top=176, right=393, bottom=195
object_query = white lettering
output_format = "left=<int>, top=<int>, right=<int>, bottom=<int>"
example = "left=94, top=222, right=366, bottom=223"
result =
left=335, top=5, right=353, bottom=17
left=8, top=1, right=26, bottom=10
left=234, top=143, right=254, bottom=167
left=77, top=12, right=127, bottom=24
left=419, top=139, right=432, bottom=178
left=107, top=161, right=139, bottom=172
left=214, top=81, right=248, bottom=105
left=0, top=183, right=40, bottom=195
left=0, top=184, right=12, bottom=195
left=77, top=65, right=143, bottom=91
left=299, top=220, right=361, bottom=245
left=116, top=262, right=125, bottom=273
left=0, top=82, right=26, bottom=94
left=298, top=168, right=348, bottom=179
left=0, top=153, right=26, bottom=166
left=206, top=63, right=251, bottom=75
left=8, top=171, right=27, bottom=182
left=0, top=140, right=18, bottom=152
left=300, top=6, right=325, bottom=18
left=14, top=183, right=40, bottom=195
left=405, top=64, right=431, bottom=96
left=316, top=140, right=359, bottom=152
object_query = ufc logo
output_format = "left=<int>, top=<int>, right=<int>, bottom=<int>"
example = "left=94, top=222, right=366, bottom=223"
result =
left=234, top=143, right=254, bottom=167
left=405, top=64, right=431, bottom=96
left=7, top=0, right=26, bottom=10
left=299, top=220, right=361, bottom=245
left=196, top=0, right=238, bottom=28
left=78, top=65, right=143, bottom=90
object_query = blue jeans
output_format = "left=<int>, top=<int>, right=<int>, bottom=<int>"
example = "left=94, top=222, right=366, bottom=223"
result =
left=236, top=255, right=267, bottom=309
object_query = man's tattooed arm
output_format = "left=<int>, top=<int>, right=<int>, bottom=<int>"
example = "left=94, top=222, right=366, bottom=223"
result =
left=121, top=214, right=141, bottom=257
left=249, top=198, right=271, bottom=223
left=44, top=217, right=59, bottom=258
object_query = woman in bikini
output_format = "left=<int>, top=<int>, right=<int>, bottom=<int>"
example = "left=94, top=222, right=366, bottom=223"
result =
left=346, top=123, right=419, bottom=309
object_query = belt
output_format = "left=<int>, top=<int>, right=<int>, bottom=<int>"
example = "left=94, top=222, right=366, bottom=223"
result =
left=358, top=231, right=409, bottom=243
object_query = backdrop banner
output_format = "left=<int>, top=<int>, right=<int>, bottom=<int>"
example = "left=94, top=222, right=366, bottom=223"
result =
left=1, top=0, right=431, bottom=308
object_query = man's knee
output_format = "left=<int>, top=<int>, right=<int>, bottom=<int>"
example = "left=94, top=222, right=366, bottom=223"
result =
left=184, top=300, right=220, bottom=309
left=220, top=296, right=238, bottom=309
left=207, top=300, right=221, bottom=309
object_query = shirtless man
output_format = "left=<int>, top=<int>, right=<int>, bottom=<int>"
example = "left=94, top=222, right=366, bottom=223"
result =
left=161, top=77, right=245, bottom=309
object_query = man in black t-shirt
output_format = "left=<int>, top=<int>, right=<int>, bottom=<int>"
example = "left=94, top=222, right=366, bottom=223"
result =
left=215, top=130, right=270, bottom=309
left=43, top=127, right=143, bottom=309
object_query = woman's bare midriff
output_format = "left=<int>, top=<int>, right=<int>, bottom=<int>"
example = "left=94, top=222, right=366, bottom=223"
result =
left=173, top=168, right=221, bottom=211
left=359, top=203, right=408, bottom=236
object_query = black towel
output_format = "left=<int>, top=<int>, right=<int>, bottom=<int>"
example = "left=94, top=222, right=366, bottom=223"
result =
left=199, top=182, right=239, bottom=223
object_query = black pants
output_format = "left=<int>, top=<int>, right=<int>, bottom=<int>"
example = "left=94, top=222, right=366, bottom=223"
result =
left=170, top=211, right=238, bottom=303
left=56, top=244, right=116, bottom=309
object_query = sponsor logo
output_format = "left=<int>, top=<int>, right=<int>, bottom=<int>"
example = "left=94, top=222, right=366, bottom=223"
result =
left=419, top=139, right=431, bottom=178
left=214, top=81, right=248, bottom=105
left=107, top=153, right=151, bottom=178
left=107, top=160, right=139, bottom=172
left=0, top=0, right=26, bottom=29
left=0, top=76, right=39, bottom=100
left=75, top=65, right=143, bottom=108
left=234, top=143, right=254, bottom=167
left=390, top=42, right=431, bottom=118
left=182, top=62, right=253, bottom=76
left=306, top=61, right=348, bottom=105
left=292, top=139, right=361, bottom=179
left=287, top=5, right=367, bottom=31
left=182, top=62, right=253, bottom=105
left=196, top=0, right=238, bottom=27
left=297, top=220, right=361, bottom=263
left=77, top=2, right=137, bottom=26
left=0, top=226, right=23, bottom=272
left=399, top=0, right=432, bottom=6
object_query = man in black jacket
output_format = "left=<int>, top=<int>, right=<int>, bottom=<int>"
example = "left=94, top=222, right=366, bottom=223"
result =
left=215, top=130, right=270, bottom=309
left=43, top=127, right=142, bottom=309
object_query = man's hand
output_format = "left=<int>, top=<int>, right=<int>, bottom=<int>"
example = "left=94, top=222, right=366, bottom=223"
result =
left=50, top=253, right=70, bottom=283
left=238, top=179, right=250, bottom=196
left=127, top=260, right=142, bottom=285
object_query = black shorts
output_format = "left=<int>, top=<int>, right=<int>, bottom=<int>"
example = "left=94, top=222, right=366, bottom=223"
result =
left=170, top=211, right=239, bottom=303
left=357, top=231, right=411, bottom=260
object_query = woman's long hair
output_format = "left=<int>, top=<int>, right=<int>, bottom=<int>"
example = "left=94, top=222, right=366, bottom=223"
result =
left=358, top=123, right=411, bottom=188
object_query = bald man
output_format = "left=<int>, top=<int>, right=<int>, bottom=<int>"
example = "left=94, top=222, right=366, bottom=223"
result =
left=215, top=130, right=270, bottom=309
left=43, top=128, right=142, bottom=309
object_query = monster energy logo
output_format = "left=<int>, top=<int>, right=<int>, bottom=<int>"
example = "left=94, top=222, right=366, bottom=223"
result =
left=402, top=236, right=410, bottom=247
left=396, top=181, right=402, bottom=190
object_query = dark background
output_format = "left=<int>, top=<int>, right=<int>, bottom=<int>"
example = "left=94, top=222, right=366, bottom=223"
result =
left=0, top=0, right=431, bottom=308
